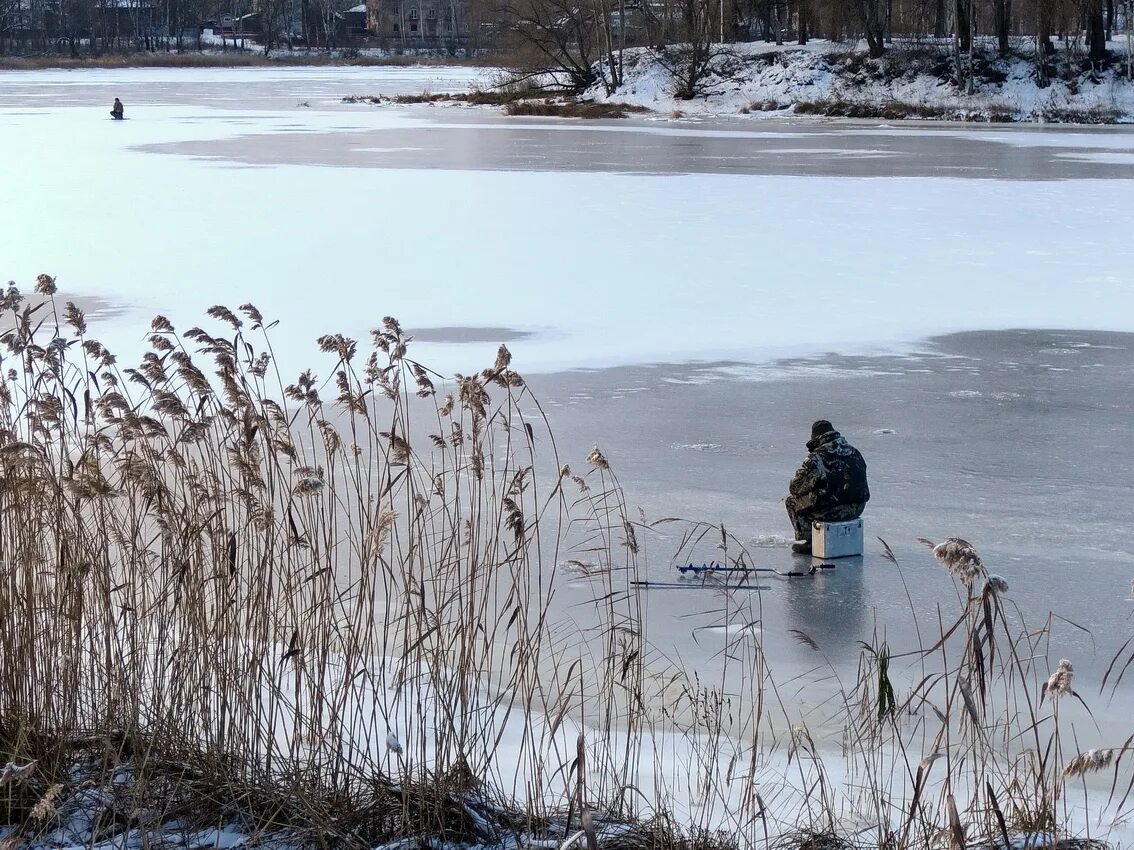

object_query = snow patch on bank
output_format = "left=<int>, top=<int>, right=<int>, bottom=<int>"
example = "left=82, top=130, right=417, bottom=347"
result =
left=586, top=40, right=1134, bottom=122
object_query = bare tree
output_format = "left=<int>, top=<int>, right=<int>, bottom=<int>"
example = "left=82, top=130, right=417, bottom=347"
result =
left=496, top=0, right=602, bottom=91
left=953, top=0, right=969, bottom=50
left=1034, top=0, right=1056, bottom=84
left=992, top=0, right=1010, bottom=53
left=654, top=0, right=720, bottom=97
left=0, top=0, right=21, bottom=51
left=953, top=0, right=974, bottom=91
left=591, top=0, right=621, bottom=90
left=311, top=0, right=339, bottom=46
left=853, top=0, right=886, bottom=54
left=58, top=0, right=94, bottom=55
left=260, top=0, right=281, bottom=52
left=1086, top=0, right=1106, bottom=60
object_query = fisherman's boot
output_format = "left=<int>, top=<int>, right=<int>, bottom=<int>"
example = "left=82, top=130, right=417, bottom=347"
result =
left=790, top=511, right=812, bottom=555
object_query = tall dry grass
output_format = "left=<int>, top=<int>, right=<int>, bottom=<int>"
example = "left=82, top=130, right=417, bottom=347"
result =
left=642, top=523, right=1133, bottom=850
left=0, top=275, right=650, bottom=847
left=0, top=275, right=1128, bottom=850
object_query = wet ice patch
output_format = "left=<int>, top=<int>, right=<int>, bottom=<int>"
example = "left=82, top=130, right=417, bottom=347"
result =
left=353, top=146, right=428, bottom=153
left=409, top=325, right=534, bottom=343
left=757, top=147, right=900, bottom=157
left=1061, top=341, right=1126, bottom=350
left=698, top=621, right=762, bottom=638
left=560, top=559, right=605, bottom=577
left=666, top=363, right=901, bottom=385
left=750, top=534, right=793, bottom=548
left=661, top=374, right=715, bottom=386
left=951, top=389, right=1022, bottom=401
left=854, top=128, right=1134, bottom=150
left=1055, top=151, right=1134, bottom=165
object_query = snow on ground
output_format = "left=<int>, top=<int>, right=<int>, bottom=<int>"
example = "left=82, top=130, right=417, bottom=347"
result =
left=4, top=664, right=1134, bottom=850
left=5, top=639, right=1134, bottom=849
left=589, top=39, right=1134, bottom=122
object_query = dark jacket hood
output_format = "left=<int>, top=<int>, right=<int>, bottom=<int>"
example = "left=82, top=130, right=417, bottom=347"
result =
left=806, top=429, right=841, bottom=453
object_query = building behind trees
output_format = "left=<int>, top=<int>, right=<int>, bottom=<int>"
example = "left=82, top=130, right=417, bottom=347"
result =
left=0, top=0, right=1119, bottom=80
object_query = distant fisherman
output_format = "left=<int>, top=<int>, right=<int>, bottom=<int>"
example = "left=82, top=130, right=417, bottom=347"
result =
left=786, top=420, right=869, bottom=555
left=110, top=98, right=124, bottom=120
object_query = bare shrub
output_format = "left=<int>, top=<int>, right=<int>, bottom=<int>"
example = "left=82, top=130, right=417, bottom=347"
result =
left=503, top=99, right=650, bottom=116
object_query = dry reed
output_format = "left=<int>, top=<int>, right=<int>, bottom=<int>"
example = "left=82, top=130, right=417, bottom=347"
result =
left=0, top=279, right=653, bottom=847
left=0, top=276, right=1126, bottom=850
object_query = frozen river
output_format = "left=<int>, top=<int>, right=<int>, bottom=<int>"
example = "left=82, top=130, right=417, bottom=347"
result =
left=4, top=67, right=1134, bottom=376
left=2, top=66, right=1134, bottom=743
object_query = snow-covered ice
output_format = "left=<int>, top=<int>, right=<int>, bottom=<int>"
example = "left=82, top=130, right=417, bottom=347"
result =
left=2, top=66, right=1134, bottom=379
left=3, top=66, right=1134, bottom=847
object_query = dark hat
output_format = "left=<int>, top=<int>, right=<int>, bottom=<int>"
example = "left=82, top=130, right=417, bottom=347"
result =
left=810, top=419, right=835, bottom=441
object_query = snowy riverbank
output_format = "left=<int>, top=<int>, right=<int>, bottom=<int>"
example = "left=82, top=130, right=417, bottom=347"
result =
left=583, top=40, right=1134, bottom=122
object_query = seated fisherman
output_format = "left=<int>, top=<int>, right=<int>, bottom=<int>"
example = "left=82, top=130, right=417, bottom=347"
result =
left=110, top=98, right=124, bottom=119
left=786, top=419, right=870, bottom=555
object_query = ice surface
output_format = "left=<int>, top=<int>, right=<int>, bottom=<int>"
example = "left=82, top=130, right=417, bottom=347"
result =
left=3, top=67, right=1134, bottom=380
left=3, top=69, right=1134, bottom=845
left=1057, top=151, right=1134, bottom=164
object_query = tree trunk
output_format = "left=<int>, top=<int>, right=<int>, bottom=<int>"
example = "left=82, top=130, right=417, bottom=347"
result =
left=720, top=0, right=736, bottom=40
left=954, top=0, right=970, bottom=50
left=966, top=0, right=974, bottom=91
left=934, top=0, right=945, bottom=37
left=1036, top=2, right=1052, bottom=85
left=617, top=0, right=623, bottom=74
left=1087, top=0, right=1106, bottom=60
left=993, top=0, right=1009, bottom=53
left=593, top=0, right=620, bottom=93
left=863, top=21, right=883, bottom=54
left=855, top=0, right=885, bottom=56
left=1127, top=0, right=1133, bottom=78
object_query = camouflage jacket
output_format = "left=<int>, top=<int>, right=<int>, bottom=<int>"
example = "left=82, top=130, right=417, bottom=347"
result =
left=788, top=430, right=870, bottom=513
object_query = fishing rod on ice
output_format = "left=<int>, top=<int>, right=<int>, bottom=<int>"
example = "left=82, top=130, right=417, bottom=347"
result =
left=630, top=559, right=836, bottom=590
left=678, top=560, right=837, bottom=577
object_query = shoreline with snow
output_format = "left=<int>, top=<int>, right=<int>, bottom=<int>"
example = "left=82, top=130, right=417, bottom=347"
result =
left=568, top=40, right=1134, bottom=123
left=9, top=38, right=1134, bottom=124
